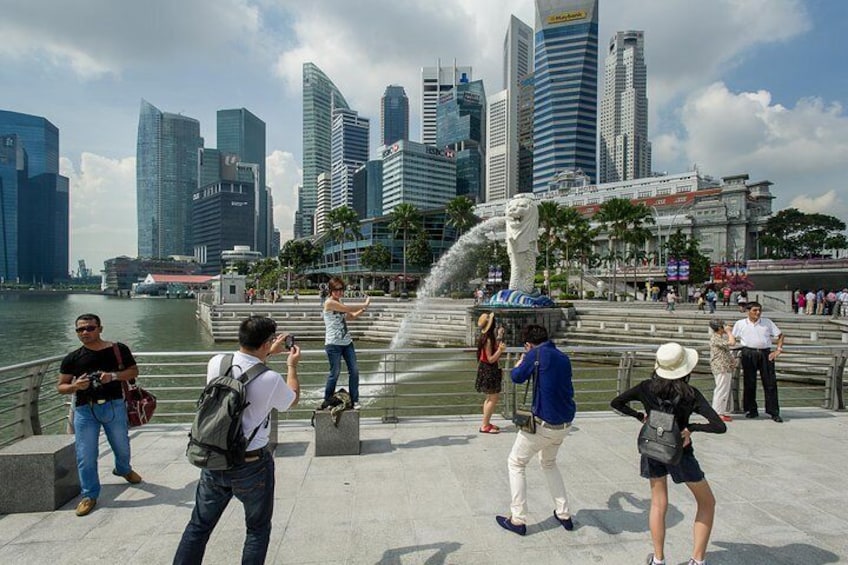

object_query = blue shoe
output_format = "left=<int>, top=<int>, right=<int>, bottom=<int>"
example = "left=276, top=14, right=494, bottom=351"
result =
left=553, top=510, right=574, bottom=530
left=495, top=515, right=526, bottom=536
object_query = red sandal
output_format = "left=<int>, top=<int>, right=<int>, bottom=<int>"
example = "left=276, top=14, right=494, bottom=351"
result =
left=479, top=424, right=500, bottom=434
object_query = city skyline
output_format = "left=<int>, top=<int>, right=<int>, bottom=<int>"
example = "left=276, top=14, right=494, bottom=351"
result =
left=2, top=0, right=847, bottom=270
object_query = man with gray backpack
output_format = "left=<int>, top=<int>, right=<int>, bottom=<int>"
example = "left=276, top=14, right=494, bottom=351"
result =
left=174, top=315, right=300, bottom=565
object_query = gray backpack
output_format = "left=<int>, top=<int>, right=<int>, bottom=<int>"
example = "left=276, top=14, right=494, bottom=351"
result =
left=186, top=354, right=269, bottom=470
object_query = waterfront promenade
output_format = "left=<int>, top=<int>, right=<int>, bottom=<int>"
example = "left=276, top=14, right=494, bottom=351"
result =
left=1, top=410, right=845, bottom=564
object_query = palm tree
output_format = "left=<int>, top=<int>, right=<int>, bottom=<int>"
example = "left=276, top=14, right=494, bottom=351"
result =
left=445, top=196, right=478, bottom=241
left=388, top=203, right=421, bottom=294
left=594, top=198, right=655, bottom=301
left=327, top=206, right=361, bottom=276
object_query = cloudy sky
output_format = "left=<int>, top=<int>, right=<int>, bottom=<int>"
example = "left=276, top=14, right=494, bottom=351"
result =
left=1, top=0, right=846, bottom=272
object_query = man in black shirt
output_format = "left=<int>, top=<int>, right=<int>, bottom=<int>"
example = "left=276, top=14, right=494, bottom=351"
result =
left=58, top=313, right=142, bottom=517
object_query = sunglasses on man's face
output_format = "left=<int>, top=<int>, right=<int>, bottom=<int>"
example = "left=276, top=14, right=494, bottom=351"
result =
left=75, top=325, right=99, bottom=333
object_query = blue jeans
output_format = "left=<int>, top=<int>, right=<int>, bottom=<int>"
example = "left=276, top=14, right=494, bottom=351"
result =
left=74, top=398, right=132, bottom=499
left=324, top=343, right=359, bottom=402
left=174, top=451, right=275, bottom=565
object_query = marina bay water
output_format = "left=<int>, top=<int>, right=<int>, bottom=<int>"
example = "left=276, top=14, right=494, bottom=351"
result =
left=0, top=292, right=216, bottom=368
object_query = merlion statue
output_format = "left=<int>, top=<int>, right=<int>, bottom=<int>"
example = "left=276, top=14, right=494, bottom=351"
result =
left=505, top=194, right=539, bottom=294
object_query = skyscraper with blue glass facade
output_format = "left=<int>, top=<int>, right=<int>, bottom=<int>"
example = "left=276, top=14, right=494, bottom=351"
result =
left=0, top=110, right=69, bottom=282
left=330, top=108, right=369, bottom=211
left=436, top=79, right=486, bottom=202
left=381, top=85, right=409, bottom=146
left=299, top=63, right=350, bottom=238
left=533, top=0, right=598, bottom=191
left=136, top=99, right=202, bottom=258
left=217, top=108, right=271, bottom=255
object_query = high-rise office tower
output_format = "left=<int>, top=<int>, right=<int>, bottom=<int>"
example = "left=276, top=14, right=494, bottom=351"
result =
left=330, top=108, right=369, bottom=211
left=517, top=75, right=536, bottom=194
left=299, top=62, right=350, bottom=238
left=364, top=160, right=383, bottom=218
left=217, top=108, right=271, bottom=255
left=0, top=110, right=69, bottom=282
left=380, top=141, right=456, bottom=214
left=137, top=99, right=202, bottom=258
left=420, top=61, right=472, bottom=146
left=488, top=16, right=535, bottom=201
left=533, top=0, right=599, bottom=191
left=381, top=85, right=409, bottom=146
left=313, top=172, right=331, bottom=235
left=437, top=79, right=486, bottom=202
left=599, top=30, right=650, bottom=183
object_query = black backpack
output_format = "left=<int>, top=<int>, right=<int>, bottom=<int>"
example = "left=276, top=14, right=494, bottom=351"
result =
left=186, top=354, right=269, bottom=470
left=637, top=395, right=683, bottom=465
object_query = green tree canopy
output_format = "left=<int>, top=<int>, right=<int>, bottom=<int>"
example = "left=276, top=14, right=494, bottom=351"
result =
left=360, top=242, right=391, bottom=289
left=445, top=196, right=478, bottom=239
left=278, top=239, right=321, bottom=275
left=326, top=206, right=362, bottom=274
left=388, top=203, right=421, bottom=292
left=408, top=230, right=433, bottom=269
left=759, top=208, right=847, bottom=259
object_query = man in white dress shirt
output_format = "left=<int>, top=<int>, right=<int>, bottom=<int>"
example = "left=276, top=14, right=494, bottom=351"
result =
left=732, top=302, right=785, bottom=422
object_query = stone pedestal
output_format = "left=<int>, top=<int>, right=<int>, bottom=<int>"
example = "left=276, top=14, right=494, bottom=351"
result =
left=0, top=435, right=79, bottom=513
left=313, top=410, right=360, bottom=456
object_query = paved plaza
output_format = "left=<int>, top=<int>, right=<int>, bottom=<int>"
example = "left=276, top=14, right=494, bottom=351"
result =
left=1, top=409, right=846, bottom=564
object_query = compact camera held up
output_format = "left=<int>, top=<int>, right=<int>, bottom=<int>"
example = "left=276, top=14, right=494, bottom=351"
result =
left=86, top=371, right=105, bottom=390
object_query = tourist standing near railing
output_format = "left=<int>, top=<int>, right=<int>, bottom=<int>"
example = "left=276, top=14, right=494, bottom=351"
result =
left=323, top=276, right=369, bottom=407
left=57, top=313, right=142, bottom=517
left=475, top=312, right=506, bottom=434
left=708, top=319, right=736, bottom=422
left=732, top=301, right=785, bottom=423
left=496, top=324, right=576, bottom=536
left=611, top=343, right=726, bottom=565
left=174, top=315, right=301, bottom=565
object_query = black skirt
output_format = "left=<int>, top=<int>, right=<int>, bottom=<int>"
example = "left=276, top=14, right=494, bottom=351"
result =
left=475, top=361, right=503, bottom=394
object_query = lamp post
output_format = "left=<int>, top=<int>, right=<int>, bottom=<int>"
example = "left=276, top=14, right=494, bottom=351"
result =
left=608, top=234, right=618, bottom=302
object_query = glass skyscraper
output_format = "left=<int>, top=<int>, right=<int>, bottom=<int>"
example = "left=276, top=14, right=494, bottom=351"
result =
left=136, top=99, right=202, bottom=258
left=436, top=79, right=486, bottom=202
left=330, top=108, right=369, bottom=211
left=380, top=140, right=456, bottom=214
left=299, top=62, right=350, bottom=238
left=217, top=108, right=270, bottom=255
left=533, top=0, right=599, bottom=191
left=381, top=85, right=409, bottom=146
left=0, top=110, right=69, bottom=282
left=599, top=30, right=651, bottom=183
left=421, top=62, right=472, bottom=146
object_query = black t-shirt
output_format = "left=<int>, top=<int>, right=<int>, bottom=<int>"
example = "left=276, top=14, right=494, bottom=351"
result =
left=60, top=342, right=136, bottom=404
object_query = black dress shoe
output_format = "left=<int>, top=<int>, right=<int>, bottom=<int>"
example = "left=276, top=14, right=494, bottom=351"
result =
left=745, top=412, right=759, bottom=419
left=771, top=415, right=784, bottom=423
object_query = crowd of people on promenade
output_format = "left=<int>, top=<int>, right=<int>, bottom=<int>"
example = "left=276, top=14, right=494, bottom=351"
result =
left=54, top=286, right=787, bottom=564
left=791, top=288, right=848, bottom=317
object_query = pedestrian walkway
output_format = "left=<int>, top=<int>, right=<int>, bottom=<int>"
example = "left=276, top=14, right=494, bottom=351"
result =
left=1, top=410, right=845, bottom=564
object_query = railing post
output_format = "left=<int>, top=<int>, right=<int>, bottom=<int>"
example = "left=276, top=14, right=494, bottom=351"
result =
left=827, top=350, right=846, bottom=411
left=17, top=364, right=48, bottom=438
left=616, top=351, right=635, bottom=395
left=382, top=351, right=399, bottom=423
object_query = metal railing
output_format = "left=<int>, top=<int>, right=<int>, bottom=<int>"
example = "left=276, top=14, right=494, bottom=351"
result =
left=1, top=345, right=845, bottom=447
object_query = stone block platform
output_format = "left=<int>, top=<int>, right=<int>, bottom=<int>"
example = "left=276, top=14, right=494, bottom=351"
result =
left=0, top=435, right=79, bottom=513
left=0, top=410, right=846, bottom=564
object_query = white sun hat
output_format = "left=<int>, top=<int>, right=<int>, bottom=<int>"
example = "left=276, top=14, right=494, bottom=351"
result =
left=654, top=342, right=699, bottom=380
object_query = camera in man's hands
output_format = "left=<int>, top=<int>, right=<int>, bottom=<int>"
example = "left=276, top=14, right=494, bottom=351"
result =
left=284, top=334, right=295, bottom=350
left=87, top=372, right=104, bottom=390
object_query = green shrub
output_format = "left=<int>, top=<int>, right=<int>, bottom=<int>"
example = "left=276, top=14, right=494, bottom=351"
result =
left=586, top=290, right=595, bottom=299
left=366, top=290, right=385, bottom=296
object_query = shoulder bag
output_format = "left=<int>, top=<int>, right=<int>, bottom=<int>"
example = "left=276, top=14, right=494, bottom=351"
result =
left=113, top=343, right=157, bottom=428
left=511, top=359, right=539, bottom=434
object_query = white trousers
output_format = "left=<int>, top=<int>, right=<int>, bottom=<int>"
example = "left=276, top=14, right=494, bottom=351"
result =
left=507, top=425, right=570, bottom=524
left=712, top=371, right=733, bottom=415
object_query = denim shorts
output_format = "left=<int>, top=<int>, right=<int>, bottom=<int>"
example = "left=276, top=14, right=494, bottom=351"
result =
left=640, top=450, right=705, bottom=484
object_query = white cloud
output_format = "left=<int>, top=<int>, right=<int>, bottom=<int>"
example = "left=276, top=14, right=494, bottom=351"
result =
left=790, top=190, right=840, bottom=215
left=0, top=0, right=262, bottom=78
left=267, top=150, right=303, bottom=244
left=61, top=154, right=137, bottom=272
left=669, top=82, right=848, bottom=220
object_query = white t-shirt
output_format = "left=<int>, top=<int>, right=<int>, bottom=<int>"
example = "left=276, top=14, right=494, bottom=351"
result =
left=732, top=317, right=782, bottom=349
left=206, top=352, right=296, bottom=451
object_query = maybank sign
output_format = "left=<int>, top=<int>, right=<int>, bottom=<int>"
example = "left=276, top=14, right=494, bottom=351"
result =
left=547, top=11, right=586, bottom=24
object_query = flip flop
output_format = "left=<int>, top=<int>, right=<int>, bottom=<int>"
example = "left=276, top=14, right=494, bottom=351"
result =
left=479, top=424, right=500, bottom=434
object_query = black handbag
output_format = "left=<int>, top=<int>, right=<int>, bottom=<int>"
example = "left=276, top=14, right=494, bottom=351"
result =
left=512, top=359, right=539, bottom=434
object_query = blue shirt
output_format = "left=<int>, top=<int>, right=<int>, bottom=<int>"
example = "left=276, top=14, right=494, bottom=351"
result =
left=510, top=341, right=576, bottom=425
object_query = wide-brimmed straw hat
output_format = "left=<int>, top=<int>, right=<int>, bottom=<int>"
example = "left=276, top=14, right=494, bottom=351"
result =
left=477, top=312, right=495, bottom=333
left=654, top=342, right=699, bottom=380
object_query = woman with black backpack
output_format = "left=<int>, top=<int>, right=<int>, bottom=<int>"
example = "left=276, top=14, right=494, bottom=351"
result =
left=610, top=342, right=726, bottom=565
